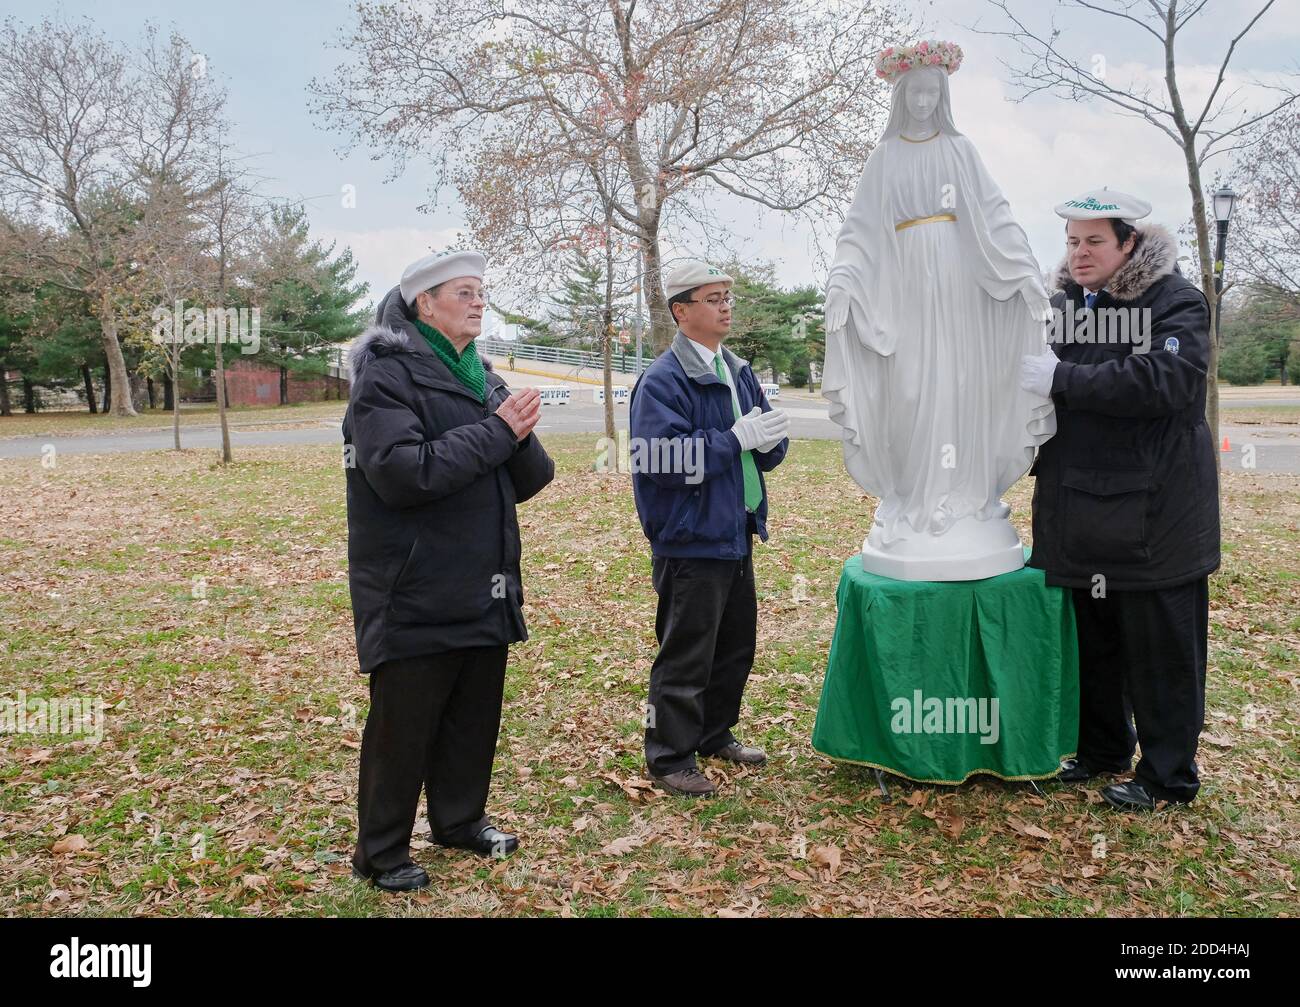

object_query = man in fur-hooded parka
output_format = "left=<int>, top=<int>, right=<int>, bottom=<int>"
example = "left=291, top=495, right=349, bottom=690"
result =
left=1020, top=209, right=1219, bottom=812
left=1029, top=221, right=1219, bottom=590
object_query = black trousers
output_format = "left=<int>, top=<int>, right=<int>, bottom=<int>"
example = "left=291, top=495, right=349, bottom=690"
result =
left=352, top=646, right=507, bottom=875
left=1071, top=578, right=1209, bottom=802
left=645, top=552, right=758, bottom=776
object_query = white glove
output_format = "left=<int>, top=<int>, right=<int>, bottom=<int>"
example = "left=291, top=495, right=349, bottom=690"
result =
left=730, top=406, right=767, bottom=452
left=825, top=285, right=850, bottom=335
left=756, top=408, right=789, bottom=452
left=1019, top=350, right=1059, bottom=398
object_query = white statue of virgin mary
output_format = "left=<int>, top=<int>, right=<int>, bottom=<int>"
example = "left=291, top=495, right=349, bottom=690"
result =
left=823, top=40, right=1056, bottom=581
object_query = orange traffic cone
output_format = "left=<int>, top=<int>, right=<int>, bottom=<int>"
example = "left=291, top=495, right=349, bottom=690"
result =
left=1221, top=436, right=1230, bottom=452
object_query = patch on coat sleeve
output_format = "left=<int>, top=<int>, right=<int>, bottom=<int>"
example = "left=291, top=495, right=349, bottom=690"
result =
left=1163, top=336, right=1180, bottom=355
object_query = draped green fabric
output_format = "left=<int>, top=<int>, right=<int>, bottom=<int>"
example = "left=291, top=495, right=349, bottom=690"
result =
left=812, top=551, right=1079, bottom=784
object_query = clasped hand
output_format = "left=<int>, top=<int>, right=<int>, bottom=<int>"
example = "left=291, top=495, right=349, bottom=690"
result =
left=732, top=406, right=789, bottom=453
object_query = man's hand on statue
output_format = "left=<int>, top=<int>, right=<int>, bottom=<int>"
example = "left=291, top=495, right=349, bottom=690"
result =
left=730, top=406, right=768, bottom=452
left=825, top=286, right=850, bottom=334
left=1019, top=350, right=1058, bottom=398
left=756, top=408, right=789, bottom=451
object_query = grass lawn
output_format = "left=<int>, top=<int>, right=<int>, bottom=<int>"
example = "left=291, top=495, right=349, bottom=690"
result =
left=1219, top=404, right=1300, bottom=426
left=1, top=435, right=1296, bottom=917
left=0, top=401, right=347, bottom=439
left=1, top=398, right=1294, bottom=441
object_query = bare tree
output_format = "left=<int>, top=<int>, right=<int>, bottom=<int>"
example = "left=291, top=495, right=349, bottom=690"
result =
left=196, top=143, right=268, bottom=464
left=475, top=127, right=640, bottom=441
left=312, top=0, right=908, bottom=353
left=127, top=174, right=210, bottom=449
left=1231, top=106, right=1300, bottom=300
left=122, top=31, right=231, bottom=445
left=583, top=201, right=640, bottom=443
left=0, top=18, right=225, bottom=416
left=973, top=0, right=1298, bottom=446
left=599, top=209, right=627, bottom=443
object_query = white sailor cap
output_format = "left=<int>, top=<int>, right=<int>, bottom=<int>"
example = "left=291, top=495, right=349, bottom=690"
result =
left=1055, top=188, right=1151, bottom=227
left=665, top=259, right=733, bottom=301
left=399, top=249, right=487, bottom=306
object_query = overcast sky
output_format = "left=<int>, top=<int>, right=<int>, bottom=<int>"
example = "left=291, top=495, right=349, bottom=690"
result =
left=10, top=0, right=1298, bottom=331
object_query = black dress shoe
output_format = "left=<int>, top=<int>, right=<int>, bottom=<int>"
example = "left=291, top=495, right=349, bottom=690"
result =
left=1057, top=757, right=1127, bottom=783
left=1056, top=758, right=1098, bottom=783
left=438, top=824, right=519, bottom=858
left=352, top=860, right=430, bottom=892
left=1101, top=780, right=1158, bottom=811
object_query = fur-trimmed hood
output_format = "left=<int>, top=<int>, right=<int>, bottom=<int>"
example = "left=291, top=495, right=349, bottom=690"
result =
left=1049, top=223, right=1179, bottom=303
left=348, top=324, right=416, bottom=384
left=348, top=284, right=495, bottom=384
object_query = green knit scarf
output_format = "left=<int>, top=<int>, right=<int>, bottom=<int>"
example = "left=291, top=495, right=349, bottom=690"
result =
left=412, top=318, right=487, bottom=402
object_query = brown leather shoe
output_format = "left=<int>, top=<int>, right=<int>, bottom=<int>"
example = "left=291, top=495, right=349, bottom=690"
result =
left=708, top=741, right=766, bottom=765
left=651, top=767, right=717, bottom=797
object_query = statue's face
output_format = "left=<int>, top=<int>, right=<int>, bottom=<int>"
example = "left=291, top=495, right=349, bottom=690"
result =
left=903, top=73, right=941, bottom=123
left=1066, top=219, right=1136, bottom=289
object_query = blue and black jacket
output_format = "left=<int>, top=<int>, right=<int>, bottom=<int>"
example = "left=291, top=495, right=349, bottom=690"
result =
left=629, top=330, right=788, bottom=559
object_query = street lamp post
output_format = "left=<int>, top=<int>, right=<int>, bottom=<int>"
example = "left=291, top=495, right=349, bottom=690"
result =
left=1211, top=185, right=1238, bottom=354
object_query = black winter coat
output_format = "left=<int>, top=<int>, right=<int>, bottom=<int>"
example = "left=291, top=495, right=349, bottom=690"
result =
left=1028, top=223, right=1220, bottom=591
left=342, top=287, right=554, bottom=672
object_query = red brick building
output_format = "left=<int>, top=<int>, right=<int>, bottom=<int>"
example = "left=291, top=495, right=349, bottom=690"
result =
left=217, top=359, right=349, bottom=406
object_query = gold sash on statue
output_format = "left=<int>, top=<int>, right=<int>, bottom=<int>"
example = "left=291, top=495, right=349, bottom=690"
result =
left=895, top=213, right=957, bottom=232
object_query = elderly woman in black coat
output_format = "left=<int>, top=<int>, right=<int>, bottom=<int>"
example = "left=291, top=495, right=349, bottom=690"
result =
left=344, top=251, right=553, bottom=891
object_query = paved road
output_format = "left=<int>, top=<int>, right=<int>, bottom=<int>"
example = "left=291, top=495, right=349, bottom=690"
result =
left=0, top=421, right=347, bottom=458
left=1, top=400, right=1296, bottom=473
left=1221, top=398, right=1300, bottom=408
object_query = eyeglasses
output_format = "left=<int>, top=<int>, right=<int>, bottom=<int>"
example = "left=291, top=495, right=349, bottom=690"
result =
left=686, top=294, right=737, bottom=308
left=450, top=287, right=488, bottom=304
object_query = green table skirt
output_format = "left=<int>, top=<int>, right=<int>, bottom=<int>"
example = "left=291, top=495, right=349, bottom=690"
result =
left=812, top=551, right=1079, bottom=785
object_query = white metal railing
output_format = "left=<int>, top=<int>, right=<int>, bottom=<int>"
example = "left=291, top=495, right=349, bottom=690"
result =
left=478, top=334, right=646, bottom=375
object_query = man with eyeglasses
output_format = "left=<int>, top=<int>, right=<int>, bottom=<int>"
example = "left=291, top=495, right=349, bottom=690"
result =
left=344, top=249, right=554, bottom=890
left=630, top=259, right=790, bottom=797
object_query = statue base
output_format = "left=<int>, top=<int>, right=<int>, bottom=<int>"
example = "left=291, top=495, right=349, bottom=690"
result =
left=811, top=548, right=1079, bottom=784
left=861, top=511, right=1026, bottom=582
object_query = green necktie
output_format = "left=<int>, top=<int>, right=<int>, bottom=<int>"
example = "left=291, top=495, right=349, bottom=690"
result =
left=715, top=353, right=762, bottom=512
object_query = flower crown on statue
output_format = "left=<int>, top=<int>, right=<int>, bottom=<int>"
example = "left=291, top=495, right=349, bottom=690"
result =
left=874, top=39, right=964, bottom=83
